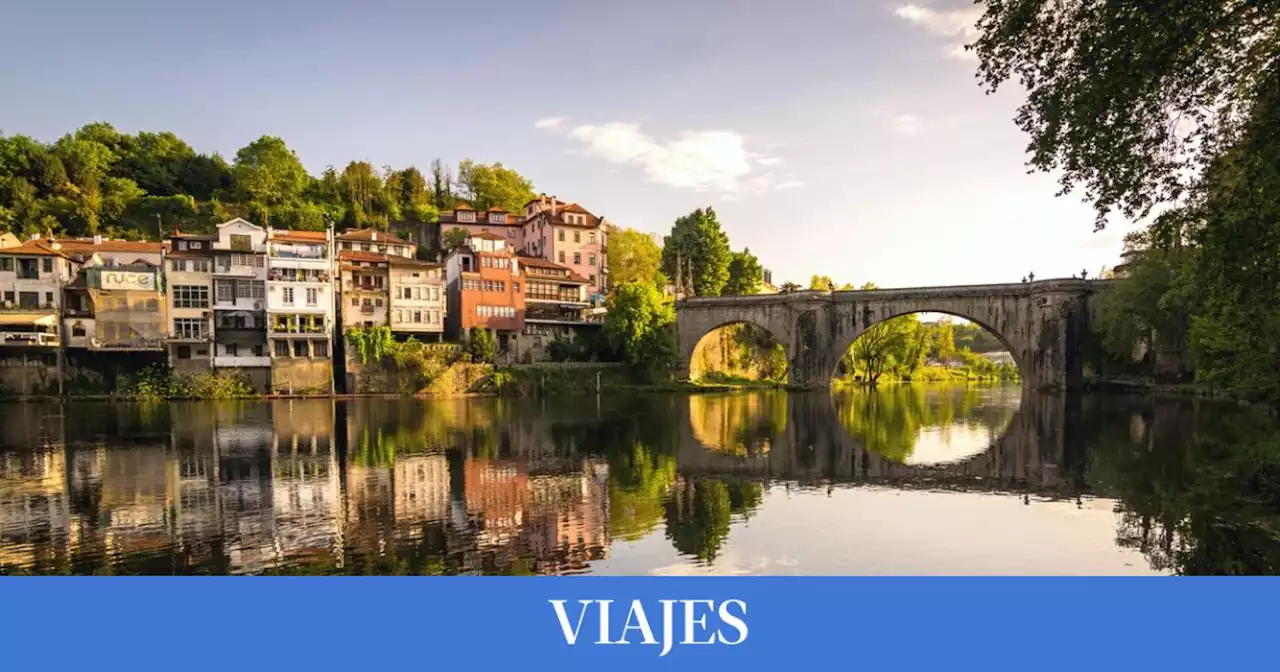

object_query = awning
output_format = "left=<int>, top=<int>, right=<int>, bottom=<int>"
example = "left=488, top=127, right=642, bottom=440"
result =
left=0, top=313, right=56, bottom=327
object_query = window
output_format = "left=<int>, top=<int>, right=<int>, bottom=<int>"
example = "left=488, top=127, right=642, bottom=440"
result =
left=507, top=228, right=515, bottom=237
left=489, top=212, right=505, bottom=224
left=174, top=318, right=206, bottom=339
left=253, top=281, right=265, bottom=299
left=177, top=345, right=191, bottom=359
left=191, top=242, right=203, bottom=250
left=589, top=232, right=596, bottom=244
left=558, top=229, right=565, bottom=242
left=275, top=340, right=290, bottom=357
left=573, top=231, right=580, bottom=243
left=283, top=287, right=295, bottom=304
left=237, top=281, right=252, bottom=299
left=178, top=241, right=188, bottom=251
left=0, top=258, right=10, bottom=272
left=173, top=286, right=209, bottom=308
left=306, top=287, right=318, bottom=306
left=172, top=259, right=188, bottom=272
left=375, top=298, right=384, bottom=307
left=351, top=297, right=358, bottom=306
left=230, top=234, right=251, bottom=251
left=395, top=310, right=403, bottom=323
left=225, top=343, right=239, bottom=357
left=458, top=211, right=475, bottom=222
left=314, top=341, right=329, bottom=358
left=590, top=274, right=597, bottom=286
left=2, top=291, right=13, bottom=304
left=574, top=252, right=581, bottom=265
left=72, top=322, right=86, bottom=337
left=558, top=251, right=565, bottom=263
left=413, top=311, right=422, bottom=323
left=45, top=292, right=53, bottom=306
left=215, top=280, right=234, bottom=303
left=513, top=282, right=520, bottom=293
left=589, top=254, right=596, bottom=266
left=43, top=258, right=53, bottom=273
left=293, top=341, right=308, bottom=358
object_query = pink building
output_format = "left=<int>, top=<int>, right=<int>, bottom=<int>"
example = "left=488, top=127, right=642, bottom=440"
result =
left=519, top=195, right=608, bottom=300
left=439, top=195, right=610, bottom=301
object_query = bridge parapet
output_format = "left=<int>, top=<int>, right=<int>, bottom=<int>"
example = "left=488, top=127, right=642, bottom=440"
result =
left=676, top=277, right=1111, bottom=390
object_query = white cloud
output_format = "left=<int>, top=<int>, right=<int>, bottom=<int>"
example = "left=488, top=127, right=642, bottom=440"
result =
left=894, top=3, right=983, bottom=59
left=534, top=116, right=565, bottom=130
left=562, top=121, right=760, bottom=193
left=891, top=114, right=923, bottom=136
left=775, top=180, right=804, bottom=190
left=755, top=156, right=781, bottom=166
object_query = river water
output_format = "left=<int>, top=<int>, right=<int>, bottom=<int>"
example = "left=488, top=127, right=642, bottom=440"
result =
left=1, top=386, right=1277, bottom=575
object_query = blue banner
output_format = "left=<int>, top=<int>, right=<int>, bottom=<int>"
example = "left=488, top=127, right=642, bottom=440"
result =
left=0, top=577, right=1272, bottom=670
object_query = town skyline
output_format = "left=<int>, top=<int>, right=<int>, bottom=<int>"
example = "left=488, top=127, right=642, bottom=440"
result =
left=0, top=0, right=1132, bottom=289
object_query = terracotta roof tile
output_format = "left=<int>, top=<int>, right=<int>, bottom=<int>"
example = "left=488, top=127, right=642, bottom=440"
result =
left=339, top=250, right=390, bottom=264
left=452, top=202, right=474, bottom=211
left=0, top=240, right=71, bottom=258
left=336, top=228, right=413, bottom=246
left=271, top=229, right=327, bottom=243
left=52, top=238, right=165, bottom=254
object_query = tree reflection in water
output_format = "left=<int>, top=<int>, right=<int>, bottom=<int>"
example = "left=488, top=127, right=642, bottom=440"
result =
left=1, top=390, right=1279, bottom=575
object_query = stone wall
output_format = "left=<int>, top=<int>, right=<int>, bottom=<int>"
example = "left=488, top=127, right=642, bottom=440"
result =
left=0, top=350, right=59, bottom=396
left=271, top=360, right=333, bottom=395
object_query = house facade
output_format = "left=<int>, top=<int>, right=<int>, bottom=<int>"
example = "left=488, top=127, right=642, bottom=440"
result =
left=520, top=195, right=608, bottom=300
left=0, top=240, right=77, bottom=395
left=266, top=228, right=334, bottom=394
left=338, top=251, right=389, bottom=330
left=166, top=232, right=216, bottom=376
left=443, top=232, right=524, bottom=352
left=516, top=257, right=601, bottom=362
left=211, top=218, right=270, bottom=391
left=438, top=204, right=523, bottom=251
left=388, top=257, right=446, bottom=339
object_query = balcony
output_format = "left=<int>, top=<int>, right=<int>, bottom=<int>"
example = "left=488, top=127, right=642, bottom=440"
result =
left=214, top=297, right=266, bottom=312
left=90, top=337, right=166, bottom=352
left=0, top=302, right=56, bottom=313
left=214, top=355, right=271, bottom=368
left=212, top=263, right=262, bottom=278
left=0, top=331, right=59, bottom=347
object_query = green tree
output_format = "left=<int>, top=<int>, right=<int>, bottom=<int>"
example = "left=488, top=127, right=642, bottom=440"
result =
left=808, top=274, right=834, bottom=290
left=441, top=227, right=470, bottom=252
left=604, top=281, right=676, bottom=377
left=455, top=159, right=535, bottom=214
left=606, top=225, right=665, bottom=289
left=661, top=207, right=731, bottom=297
left=722, top=247, right=763, bottom=295
left=429, top=158, right=456, bottom=210
left=972, top=1, right=1278, bottom=229
left=467, top=326, right=497, bottom=363
left=232, top=136, right=308, bottom=223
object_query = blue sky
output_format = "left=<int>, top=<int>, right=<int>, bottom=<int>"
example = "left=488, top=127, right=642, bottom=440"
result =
left=0, top=0, right=1132, bottom=288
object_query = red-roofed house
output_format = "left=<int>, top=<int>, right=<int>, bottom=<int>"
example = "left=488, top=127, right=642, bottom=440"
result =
left=519, top=194, right=608, bottom=299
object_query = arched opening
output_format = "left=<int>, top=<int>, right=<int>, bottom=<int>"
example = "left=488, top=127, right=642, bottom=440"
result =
left=688, top=321, right=788, bottom=384
left=831, top=312, right=1024, bottom=386
left=831, top=312, right=1024, bottom=467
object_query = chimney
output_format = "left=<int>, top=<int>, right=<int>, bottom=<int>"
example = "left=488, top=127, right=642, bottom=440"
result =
left=371, top=231, right=379, bottom=242
left=92, top=234, right=104, bottom=245
left=551, top=195, right=558, bottom=216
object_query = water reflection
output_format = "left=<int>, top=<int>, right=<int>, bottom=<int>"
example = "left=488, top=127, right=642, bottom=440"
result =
left=1, top=387, right=1278, bottom=575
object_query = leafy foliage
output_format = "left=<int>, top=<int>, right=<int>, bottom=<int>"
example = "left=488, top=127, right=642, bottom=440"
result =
left=456, top=160, right=536, bottom=214
left=0, top=122, right=536, bottom=244
left=604, top=281, right=676, bottom=379
left=661, top=207, right=731, bottom=297
left=722, top=247, right=763, bottom=296
left=467, top=326, right=497, bottom=364
left=606, top=224, right=666, bottom=289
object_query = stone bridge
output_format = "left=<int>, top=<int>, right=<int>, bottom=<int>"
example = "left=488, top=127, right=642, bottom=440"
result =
left=676, top=278, right=1114, bottom=390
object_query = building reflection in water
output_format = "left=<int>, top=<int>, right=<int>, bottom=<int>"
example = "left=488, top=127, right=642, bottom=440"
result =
left=3, top=388, right=1279, bottom=575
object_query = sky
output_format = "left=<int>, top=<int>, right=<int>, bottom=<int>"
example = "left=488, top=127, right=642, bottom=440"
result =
left=0, top=0, right=1137, bottom=289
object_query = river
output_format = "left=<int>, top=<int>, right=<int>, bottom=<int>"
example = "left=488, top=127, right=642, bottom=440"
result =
left=1, top=385, right=1277, bottom=575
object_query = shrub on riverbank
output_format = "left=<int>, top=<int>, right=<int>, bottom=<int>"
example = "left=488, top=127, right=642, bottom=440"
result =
left=115, top=365, right=256, bottom=400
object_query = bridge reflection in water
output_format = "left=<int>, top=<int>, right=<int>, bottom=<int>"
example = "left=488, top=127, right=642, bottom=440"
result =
left=1, top=389, right=1277, bottom=575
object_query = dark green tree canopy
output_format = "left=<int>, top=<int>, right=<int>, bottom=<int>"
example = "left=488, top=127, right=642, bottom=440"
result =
left=973, top=0, right=1280, bottom=229
left=661, top=207, right=731, bottom=297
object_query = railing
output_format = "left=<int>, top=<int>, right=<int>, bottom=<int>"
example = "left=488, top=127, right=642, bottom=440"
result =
left=0, top=331, right=59, bottom=347
left=90, top=337, right=166, bottom=351
left=213, top=355, right=271, bottom=368
left=0, top=303, right=56, bottom=312
left=360, top=305, right=375, bottom=314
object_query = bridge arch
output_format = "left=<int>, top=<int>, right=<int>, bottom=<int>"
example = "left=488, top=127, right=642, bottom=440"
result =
left=828, top=307, right=1028, bottom=386
left=686, top=319, right=790, bottom=383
